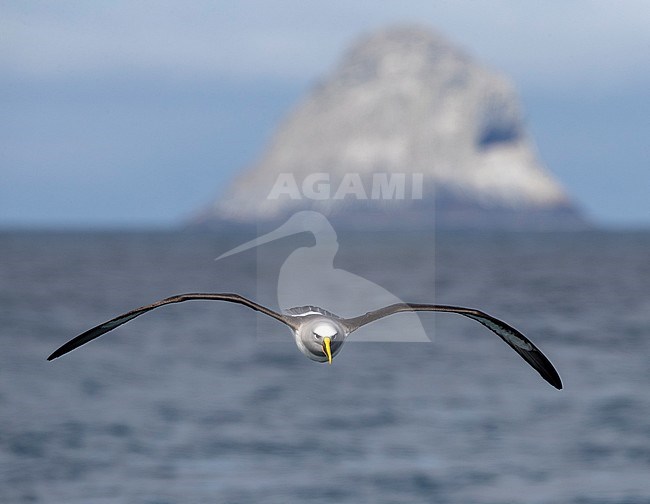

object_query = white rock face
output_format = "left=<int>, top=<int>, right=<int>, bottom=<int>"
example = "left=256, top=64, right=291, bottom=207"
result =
left=204, top=26, right=583, bottom=229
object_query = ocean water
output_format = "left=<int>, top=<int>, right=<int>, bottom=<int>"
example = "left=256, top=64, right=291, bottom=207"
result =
left=1, top=229, right=650, bottom=503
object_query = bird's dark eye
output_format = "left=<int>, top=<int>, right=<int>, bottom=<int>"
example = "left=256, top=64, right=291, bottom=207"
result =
left=313, top=333, right=322, bottom=340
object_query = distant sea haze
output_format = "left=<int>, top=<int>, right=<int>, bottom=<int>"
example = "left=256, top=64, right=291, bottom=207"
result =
left=2, top=229, right=650, bottom=502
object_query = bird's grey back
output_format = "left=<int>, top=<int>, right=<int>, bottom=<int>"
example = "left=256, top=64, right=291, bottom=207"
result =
left=284, top=305, right=340, bottom=319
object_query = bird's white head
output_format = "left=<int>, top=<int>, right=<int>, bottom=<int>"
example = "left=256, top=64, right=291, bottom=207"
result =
left=295, top=317, right=346, bottom=364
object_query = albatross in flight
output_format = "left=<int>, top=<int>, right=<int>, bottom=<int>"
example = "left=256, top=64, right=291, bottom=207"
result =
left=47, top=293, right=562, bottom=389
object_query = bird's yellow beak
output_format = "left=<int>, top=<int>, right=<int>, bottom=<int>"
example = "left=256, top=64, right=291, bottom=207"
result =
left=323, top=337, right=332, bottom=365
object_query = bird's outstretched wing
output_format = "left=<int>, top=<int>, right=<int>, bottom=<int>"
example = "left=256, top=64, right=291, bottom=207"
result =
left=47, top=293, right=295, bottom=361
left=344, top=303, right=562, bottom=390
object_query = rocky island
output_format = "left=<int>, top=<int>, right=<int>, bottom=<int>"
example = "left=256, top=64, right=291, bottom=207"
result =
left=195, top=25, right=586, bottom=230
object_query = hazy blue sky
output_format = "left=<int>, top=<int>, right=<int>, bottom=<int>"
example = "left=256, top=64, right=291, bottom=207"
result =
left=2, top=1, right=649, bottom=228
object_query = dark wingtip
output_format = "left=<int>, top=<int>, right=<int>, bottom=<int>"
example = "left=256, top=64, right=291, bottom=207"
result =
left=47, top=339, right=79, bottom=361
left=523, top=345, right=563, bottom=390
left=541, top=361, right=563, bottom=390
left=550, top=373, right=563, bottom=390
left=47, top=348, right=64, bottom=361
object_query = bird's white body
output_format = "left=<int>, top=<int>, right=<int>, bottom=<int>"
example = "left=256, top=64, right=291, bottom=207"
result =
left=286, top=306, right=348, bottom=362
